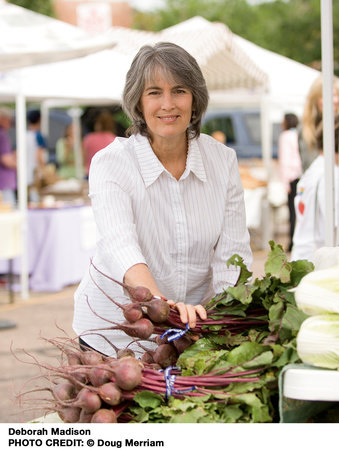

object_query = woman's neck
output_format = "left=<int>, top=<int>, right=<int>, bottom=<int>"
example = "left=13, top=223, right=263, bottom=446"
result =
left=150, top=136, right=188, bottom=180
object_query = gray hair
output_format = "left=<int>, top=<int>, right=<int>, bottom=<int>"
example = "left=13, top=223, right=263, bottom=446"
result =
left=122, top=42, right=209, bottom=140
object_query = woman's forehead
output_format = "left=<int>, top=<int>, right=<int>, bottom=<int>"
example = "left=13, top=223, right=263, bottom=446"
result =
left=144, top=64, right=181, bottom=86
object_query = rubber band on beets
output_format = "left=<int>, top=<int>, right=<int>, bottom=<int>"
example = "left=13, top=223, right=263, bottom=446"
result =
left=162, top=366, right=196, bottom=400
left=160, top=323, right=190, bottom=342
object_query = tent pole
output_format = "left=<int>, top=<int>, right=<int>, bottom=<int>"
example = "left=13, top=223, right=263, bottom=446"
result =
left=260, top=93, right=273, bottom=249
left=15, top=89, right=29, bottom=299
left=69, top=107, right=84, bottom=180
left=321, top=0, right=335, bottom=246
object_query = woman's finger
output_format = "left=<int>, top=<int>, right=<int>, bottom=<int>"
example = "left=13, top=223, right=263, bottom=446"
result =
left=195, top=304, right=207, bottom=321
left=186, top=304, right=198, bottom=329
left=174, top=302, right=188, bottom=325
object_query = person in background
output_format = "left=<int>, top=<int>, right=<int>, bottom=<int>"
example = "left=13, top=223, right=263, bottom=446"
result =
left=55, top=123, right=77, bottom=179
left=82, top=110, right=117, bottom=177
left=278, top=113, right=302, bottom=252
left=0, top=107, right=16, bottom=207
left=212, top=130, right=227, bottom=144
left=291, top=114, right=339, bottom=263
left=26, top=110, right=46, bottom=200
left=298, top=75, right=339, bottom=173
left=27, top=110, right=48, bottom=164
left=73, top=42, right=252, bottom=356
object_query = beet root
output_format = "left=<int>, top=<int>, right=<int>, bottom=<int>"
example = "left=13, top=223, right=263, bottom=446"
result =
left=52, top=382, right=76, bottom=402
left=88, top=366, right=112, bottom=387
left=91, top=408, right=117, bottom=423
left=142, top=298, right=170, bottom=323
left=172, top=335, right=194, bottom=354
left=74, top=388, right=102, bottom=414
left=123, top=303, right=144, bottom=323
left=80, top=350, right=103, bottom=366
left=57, top=406, right=81, bottom=423
left=118, top=318, right=154, bottom=340
left=153, top=344, right=178, bottom=368
left=97, top=382, right=122, bottom=406
left=112, top=356, right=143, bottom=391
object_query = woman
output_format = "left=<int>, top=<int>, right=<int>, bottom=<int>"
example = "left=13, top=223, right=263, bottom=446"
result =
left=299, top=75, right=339, bottom=173
left=278, top=113, right=302, bottom=252
left=82, top=110, right=116, bottom=177
left=73, top=42, right=252, bottom=355
left=291, top=115, right=339, bottom=262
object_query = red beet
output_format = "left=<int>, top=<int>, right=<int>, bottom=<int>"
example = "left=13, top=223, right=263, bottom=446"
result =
left=74, top=388, right=102, bottom=413
left=88, top=366, right=112, bottom=387
left=91, top=408, right=117, bottom=423
left=141, top=298, right=170, bottom=323
left=80, top=350, right=103, bottom=366
left=123, top=303, right=144, bottom=323
left=97, top=382, right=122, bottom=406
left=152, top=344, right=178, bottom=368
left=58, top=406, right=81, bottom=423
left=111, top=356, right=143, bottom=391
left=52, top=382, right=76, bottom=402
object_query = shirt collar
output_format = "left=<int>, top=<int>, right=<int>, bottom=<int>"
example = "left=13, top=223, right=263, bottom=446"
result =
left=134, top=134, right=207, bottom=187
left=184, top=138, right=207, bottom=182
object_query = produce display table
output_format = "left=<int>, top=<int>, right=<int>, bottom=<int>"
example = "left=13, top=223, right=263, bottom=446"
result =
left=279, top=364, right=339, bottom=422
left=0, top=210, right=24, bottom=306
left=0, top=205, right=96, bottom=292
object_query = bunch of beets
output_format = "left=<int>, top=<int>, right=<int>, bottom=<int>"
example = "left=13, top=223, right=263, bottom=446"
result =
left=17, top=262, right=270, bottom=423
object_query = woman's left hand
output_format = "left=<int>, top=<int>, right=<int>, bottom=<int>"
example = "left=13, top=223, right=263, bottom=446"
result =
left=166, top=300, right=207, bottom=329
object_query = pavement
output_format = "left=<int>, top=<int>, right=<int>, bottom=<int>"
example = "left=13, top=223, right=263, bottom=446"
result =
left=0, top=242, right=282, bottom=423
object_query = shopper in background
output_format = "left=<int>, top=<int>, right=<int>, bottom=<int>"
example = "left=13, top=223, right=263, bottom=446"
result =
left=278, top=113, right=302, bottom=252
left=26, top=110, right=46, bottom=200
left=82, top=110, right=117, bottom=177
left=0, top=107, right=16, bottom=207
left=27, top=110, right=48, bottom=164
left=291, top=114, right=339, bottom=263
left=55, top=122, right=77, bottom=179
left=298, top=75, right=339, bottom=173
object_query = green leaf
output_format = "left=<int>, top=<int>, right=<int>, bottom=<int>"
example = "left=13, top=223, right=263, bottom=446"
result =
left=226, top=283, right=257, bottom=305
left=265, top=241, right=292, bottom=283
left=133, top=391, right=163, bottom=409
left=226, top=253, right=253, bottom=284
left=290, top=258, right=314, bottom=286
left=227, top=341, right=269, bottom=366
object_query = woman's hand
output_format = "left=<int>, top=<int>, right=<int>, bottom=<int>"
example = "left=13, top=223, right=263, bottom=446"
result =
left=166, top=300, right=207, bottom=329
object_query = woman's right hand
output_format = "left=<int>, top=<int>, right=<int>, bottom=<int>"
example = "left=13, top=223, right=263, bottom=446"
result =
left=166, top=300, right=207, bottom=329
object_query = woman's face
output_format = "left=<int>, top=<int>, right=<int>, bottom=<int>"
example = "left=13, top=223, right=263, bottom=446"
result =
left=139, top=69, right=193, bottom=144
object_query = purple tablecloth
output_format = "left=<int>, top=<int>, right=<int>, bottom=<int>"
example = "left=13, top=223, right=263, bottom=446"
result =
left=0, top=206, right=96, bottom=292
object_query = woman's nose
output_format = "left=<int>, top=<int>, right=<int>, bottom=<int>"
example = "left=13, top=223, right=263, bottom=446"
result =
left=161, top=92, right=174, bottom=110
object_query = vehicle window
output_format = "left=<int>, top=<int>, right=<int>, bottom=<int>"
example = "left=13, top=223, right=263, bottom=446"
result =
left=243, top=113, right=261, bottom=145
left=201, top=117, right=235, bottom=144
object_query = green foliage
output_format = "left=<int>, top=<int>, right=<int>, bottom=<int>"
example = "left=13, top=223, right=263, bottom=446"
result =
left=8, top=0, right=55, bottom=17
left=125, top=241, right=313, bottom=423
left=132, top=0, right=339, bottom=74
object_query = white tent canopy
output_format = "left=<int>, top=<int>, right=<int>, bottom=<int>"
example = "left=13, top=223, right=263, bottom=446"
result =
left=0, top=2, right=116, bottom=71
left=0, top=2, right=117, bottom=299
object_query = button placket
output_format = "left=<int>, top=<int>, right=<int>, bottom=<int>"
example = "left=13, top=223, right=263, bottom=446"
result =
left=170, top=179, right=188, bottom=300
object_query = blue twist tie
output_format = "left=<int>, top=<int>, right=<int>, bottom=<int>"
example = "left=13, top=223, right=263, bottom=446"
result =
left=160, top=323, right=190, bottom=342
left=163, top=366, right=196, bottom=400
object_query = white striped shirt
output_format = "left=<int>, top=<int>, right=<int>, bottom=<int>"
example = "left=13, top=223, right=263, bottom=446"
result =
left=73, top=133, right=252, bottom=355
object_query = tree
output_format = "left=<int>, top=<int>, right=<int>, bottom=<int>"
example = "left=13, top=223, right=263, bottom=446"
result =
left=8, top=0, right=55, bottom=17
left=132, top=0, right=338, bottom=74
